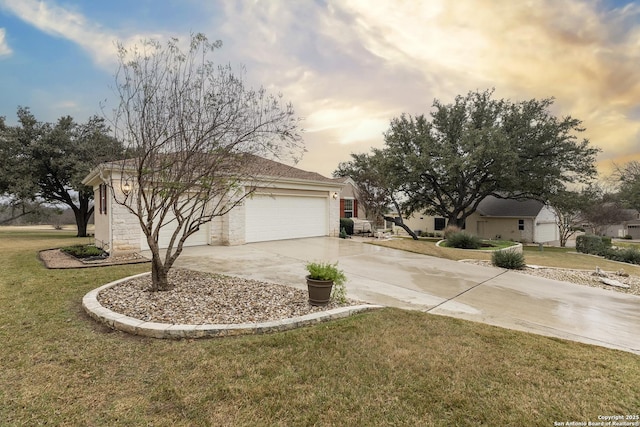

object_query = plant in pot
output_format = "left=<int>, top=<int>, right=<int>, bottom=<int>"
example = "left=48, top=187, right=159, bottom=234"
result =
left=305, top=261, right=347, bottom=306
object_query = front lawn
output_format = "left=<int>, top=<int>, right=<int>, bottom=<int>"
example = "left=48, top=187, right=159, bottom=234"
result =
left=373, top=238, right=640, bottom=274
left=1, top=228, right=638, bottom=425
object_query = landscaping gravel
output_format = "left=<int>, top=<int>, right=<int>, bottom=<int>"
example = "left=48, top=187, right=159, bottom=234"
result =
left=463, top=260, right=640, bottom=296
left=98, top=269, right=355, bottom=325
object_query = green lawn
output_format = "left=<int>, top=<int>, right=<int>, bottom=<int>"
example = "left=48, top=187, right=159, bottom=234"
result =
left=373, top=237, right=640, bottom=274
left=1, top=228, right=639, bottom=426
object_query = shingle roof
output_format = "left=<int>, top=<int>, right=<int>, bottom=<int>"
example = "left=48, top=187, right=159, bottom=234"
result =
left=241, top=154, right=337, bottom=183
left=476, top=195, right=544, bottom=218
left=93, top=152, right=337, bottom=185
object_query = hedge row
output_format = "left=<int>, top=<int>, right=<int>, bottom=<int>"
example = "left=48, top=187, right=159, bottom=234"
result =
left=576, top=234, right=640, bottom=265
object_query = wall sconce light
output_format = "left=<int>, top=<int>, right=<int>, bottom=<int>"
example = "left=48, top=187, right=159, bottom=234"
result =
left=122, top=180, right=132, bottom=196
left=332, top=192, right=339, bottom=200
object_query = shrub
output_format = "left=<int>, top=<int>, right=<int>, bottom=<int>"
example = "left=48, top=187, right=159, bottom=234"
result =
left=623, top=235, right=633, bottom=240
left=492, top=250, right=526, bottom=269
left=339, top=218, right=354, bottom=235
left=601, top=236, right=612, bottom=249
left=446, top=232, right=482, bottom=249
left=443, top=225, right=461, bottom=240
left=61, top=244, right=106, bottom=259
left=339, top=227, right=348, bottom=239
left=603, top=247, right=640, bottom=265
left=575, top=235, right=606, bottom=255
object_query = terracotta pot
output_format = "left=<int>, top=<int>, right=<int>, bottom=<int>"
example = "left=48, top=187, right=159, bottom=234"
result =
left=306, top=276, right=333, bottom=306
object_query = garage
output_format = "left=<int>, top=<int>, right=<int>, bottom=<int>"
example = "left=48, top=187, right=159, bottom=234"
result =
left=140, top=218, right=210, bottom=250
left=245, top=194, right=328, bottom=243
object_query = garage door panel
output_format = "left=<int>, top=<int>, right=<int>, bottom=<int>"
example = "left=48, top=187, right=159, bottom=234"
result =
left=245, top=195, right=328, bottom=243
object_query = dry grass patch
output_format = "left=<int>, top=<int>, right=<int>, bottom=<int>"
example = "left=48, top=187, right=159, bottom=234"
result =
left=373, top=238, right=640, bottom=275
left=1, top=229, right=639, bottom=425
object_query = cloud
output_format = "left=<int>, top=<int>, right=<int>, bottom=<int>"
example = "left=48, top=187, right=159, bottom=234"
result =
left=0, top=0, right=164, bottom=68
left=0, top=28, right=11, bottom=56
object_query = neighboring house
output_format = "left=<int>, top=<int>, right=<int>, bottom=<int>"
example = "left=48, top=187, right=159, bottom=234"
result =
left=393, top=195, right=560, bottom=243
left=602, top=209, right=640, bottom=239
left=82, top=156, right=343, bottom=255
left=333, top=176, right=367, bottom=219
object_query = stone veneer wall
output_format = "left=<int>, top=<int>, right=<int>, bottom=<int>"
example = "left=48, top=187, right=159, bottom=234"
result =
left=223, top=200, right=246, bottom=245
left=329, top=192, right=340, bottom=237
left=110, top=191, right=142, bottom=255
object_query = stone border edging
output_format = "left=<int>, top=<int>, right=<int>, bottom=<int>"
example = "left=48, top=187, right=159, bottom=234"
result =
left=82, top=272, right=383, bottom=339
left=436, top=239, right=523, bottom=253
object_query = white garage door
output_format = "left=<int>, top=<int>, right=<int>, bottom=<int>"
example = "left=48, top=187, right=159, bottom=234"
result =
left=140, top=217, right=209, bottom=250
left=245, top=195, right=328, bottom=243
left=534, top=222, right=558, bottom=243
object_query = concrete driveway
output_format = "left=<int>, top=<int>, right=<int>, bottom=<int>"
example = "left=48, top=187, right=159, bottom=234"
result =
left=171, top=237, right=640, bottom=355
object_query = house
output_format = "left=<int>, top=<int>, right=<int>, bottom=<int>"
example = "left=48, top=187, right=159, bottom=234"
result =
left=333, top=177, right=366, bottom=219
left=602, top=209, right=640, bottom=239
left=393, top=195, right=559, bottom=243
left=82, top=156, right=343, bottom=255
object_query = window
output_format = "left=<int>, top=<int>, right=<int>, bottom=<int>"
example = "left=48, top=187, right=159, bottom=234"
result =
left=343, top=199, right=353, bottom=218
left=99, top=184, right=108, bottom=215
left=518, top=219, right=524, bottom=231
left=434, top=218, right=446, bottom=231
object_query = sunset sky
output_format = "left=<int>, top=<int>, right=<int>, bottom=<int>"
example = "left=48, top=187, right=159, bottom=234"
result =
left=1, top=0, right=639, bottom=178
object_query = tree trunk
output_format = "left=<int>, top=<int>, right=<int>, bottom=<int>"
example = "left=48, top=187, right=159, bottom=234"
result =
left=384, top=215, right=418, bottom=240
left=73, top=193, right=93, bottom=238
left=447, top=216, right=466, bottom=229
left=151, top=258, right=173, bottom=291
left=72, top=208, right=89, bottom=237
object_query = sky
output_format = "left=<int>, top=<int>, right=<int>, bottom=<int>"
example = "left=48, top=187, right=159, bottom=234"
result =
left=1, top=0, right=640, bottom=178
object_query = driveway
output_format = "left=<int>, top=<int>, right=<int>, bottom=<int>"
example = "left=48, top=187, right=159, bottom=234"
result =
left=172, top=237, right=640, bottom=355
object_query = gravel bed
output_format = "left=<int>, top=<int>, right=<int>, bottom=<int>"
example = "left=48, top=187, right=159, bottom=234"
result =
left=463, top=260, right=640, bottom=296
left=98, top=269, right=356, bottom=325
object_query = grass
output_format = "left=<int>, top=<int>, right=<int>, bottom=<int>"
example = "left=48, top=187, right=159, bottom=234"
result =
left=373, top=238, right=640, bottom=274
left=1, top=228, right=639, bottom=425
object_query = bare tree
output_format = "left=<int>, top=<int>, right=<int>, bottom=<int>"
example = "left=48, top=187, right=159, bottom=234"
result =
left=104, top=34, right=303, bottom=291
left=548, top=189, right=592, bottom=247
left=580, top=185, right=634, bottom=235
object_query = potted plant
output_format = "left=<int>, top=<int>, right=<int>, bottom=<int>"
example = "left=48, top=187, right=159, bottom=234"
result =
left=305, top=261, right=347, bottom=306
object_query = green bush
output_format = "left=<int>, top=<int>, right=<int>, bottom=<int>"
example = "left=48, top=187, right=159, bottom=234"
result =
left=340, top=218, right=354, bottom=235
left=492, top=250, right=526, bottom=269
left=623, top=235, right=633, bottom=240
left=443, top=225, right=461, bottom=240
left=61, top=244, right=106, bottom=259
left=446, top=232, right=482, bottom=249
left=603, top=247, right=640, bottom=265
left=575, top=235, right=607, bottom=255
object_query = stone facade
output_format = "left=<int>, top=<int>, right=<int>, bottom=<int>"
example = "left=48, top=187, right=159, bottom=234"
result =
left=85, top=169, right=343, bottom=254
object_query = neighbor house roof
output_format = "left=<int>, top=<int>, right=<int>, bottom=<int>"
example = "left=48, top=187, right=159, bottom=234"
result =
left=476, top=195, right=544, bottom=218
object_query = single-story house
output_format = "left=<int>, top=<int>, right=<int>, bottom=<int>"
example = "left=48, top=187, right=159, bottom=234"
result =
left=333, top=176, right=366, bottom=220
left=602, top=209, right=640, bottom=239
left=82, top=156, right=343, bottom=255
left=393, top=195, right=560, bottom=243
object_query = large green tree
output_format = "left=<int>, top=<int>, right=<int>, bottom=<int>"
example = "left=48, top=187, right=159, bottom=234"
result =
left=616, top=161, right=640, bottom=211
left=0, top=108, right=123, bottom=236
left=340, top=90, right=600, bottom=230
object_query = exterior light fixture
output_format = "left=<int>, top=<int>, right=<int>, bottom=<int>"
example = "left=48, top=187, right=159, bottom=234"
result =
left=332, top=192, right=339, bottom=200
left=122, top=180, right=132, bottom=196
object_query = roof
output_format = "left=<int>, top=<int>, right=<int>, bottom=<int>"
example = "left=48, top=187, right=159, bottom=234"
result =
left=476, top=195, right=544, bottom=218
left=243, top=155, right=337, bottom=184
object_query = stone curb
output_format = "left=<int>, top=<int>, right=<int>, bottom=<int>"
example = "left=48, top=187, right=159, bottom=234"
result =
left=82, top=273, right=383, bottom=339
